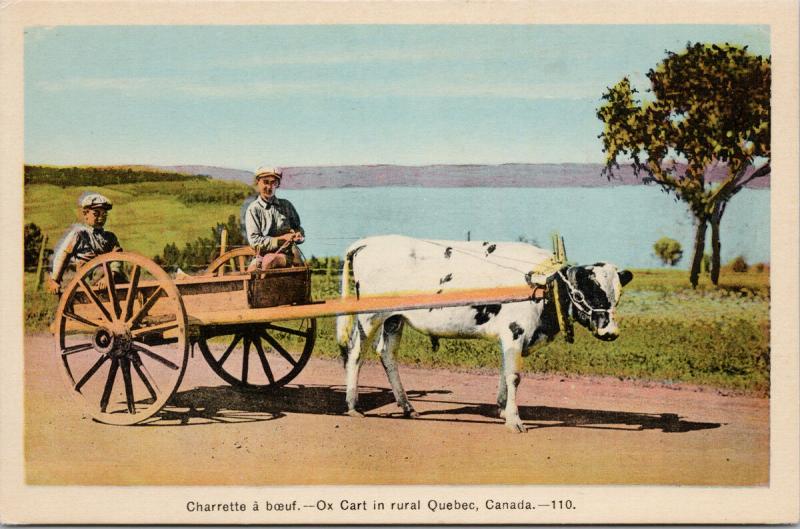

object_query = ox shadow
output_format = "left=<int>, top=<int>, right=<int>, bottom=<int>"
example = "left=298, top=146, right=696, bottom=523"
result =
left=413, top=400, right=721, bottom=433
left=143, top=384, right=446, bottom=426
left=143, top=385, right=719, bottom=434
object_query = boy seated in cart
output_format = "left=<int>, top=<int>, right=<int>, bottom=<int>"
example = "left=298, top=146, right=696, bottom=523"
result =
left=46, top=192, right=124, bottom=295
left=244, top=166, right=305, bottom=271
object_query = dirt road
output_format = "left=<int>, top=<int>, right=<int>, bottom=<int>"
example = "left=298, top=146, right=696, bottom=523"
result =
left=24, top=333, right=768, bottom=485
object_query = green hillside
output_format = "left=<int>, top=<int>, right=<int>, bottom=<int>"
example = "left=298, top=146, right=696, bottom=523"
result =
left=24, top=166, right=251, bottom=259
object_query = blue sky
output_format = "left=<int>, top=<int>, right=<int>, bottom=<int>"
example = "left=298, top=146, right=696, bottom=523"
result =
left=25, top=25, right=769, bottom=168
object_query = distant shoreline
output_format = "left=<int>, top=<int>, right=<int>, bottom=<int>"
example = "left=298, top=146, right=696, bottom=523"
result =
left=161, top=163, right=771, bottom=190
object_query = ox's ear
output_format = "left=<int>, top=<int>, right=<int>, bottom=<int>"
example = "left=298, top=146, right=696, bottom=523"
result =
left=618, top=270, right=633, bottom=287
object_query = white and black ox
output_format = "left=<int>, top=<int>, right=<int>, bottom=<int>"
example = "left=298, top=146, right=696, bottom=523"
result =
left=335, top=235, right=633, bottom=433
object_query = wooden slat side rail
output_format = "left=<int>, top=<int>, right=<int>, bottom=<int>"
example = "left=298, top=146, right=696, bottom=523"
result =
left=189, top=285, right=546, bottom=326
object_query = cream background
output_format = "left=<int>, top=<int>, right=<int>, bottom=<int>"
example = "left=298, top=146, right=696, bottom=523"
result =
left=1, top=0, right=797, bottom=524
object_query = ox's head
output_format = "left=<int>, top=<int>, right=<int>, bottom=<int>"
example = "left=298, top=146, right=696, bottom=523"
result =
left=559, top=263, right=633, bottom=341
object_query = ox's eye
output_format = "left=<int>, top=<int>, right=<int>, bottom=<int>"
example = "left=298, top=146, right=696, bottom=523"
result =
left=572, top=291, right=585, bottom=303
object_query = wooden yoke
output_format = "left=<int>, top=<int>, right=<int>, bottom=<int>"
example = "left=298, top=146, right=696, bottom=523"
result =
left=527, top=233, right=568, bottom=284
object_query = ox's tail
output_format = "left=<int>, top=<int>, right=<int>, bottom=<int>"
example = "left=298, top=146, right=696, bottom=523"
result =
left=336, top=244, right=366, bottom=361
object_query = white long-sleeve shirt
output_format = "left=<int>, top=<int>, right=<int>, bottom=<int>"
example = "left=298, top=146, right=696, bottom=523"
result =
left=244, top=195, right=304, bottom=253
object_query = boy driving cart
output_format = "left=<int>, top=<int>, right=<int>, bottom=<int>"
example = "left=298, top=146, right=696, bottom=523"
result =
left=244, top=166, right=305, bottom=270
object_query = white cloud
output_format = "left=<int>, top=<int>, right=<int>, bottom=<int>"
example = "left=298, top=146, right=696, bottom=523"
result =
left=34, top=76, right=601, bottom=101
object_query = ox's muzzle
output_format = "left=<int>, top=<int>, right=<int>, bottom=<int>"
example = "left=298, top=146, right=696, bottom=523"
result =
left=591, top=313, right=619, bottom=341
left=594, top=324, right=619, bottom=341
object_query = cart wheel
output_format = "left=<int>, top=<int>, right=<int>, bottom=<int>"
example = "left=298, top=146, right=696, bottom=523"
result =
left=53, top=252, right=188, bottom=425
left=198, top=318, right=316, bottom=390
left=204, top=247, right=255, bottom=276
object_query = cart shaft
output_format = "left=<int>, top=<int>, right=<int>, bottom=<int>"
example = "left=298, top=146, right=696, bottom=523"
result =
left=189, top=285, right=546, bottom=326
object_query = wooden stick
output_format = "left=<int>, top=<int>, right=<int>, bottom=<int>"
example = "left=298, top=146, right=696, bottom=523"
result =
left=219, top=228, right=228, bottom=275
left=34, top=233, right=48, bottom=290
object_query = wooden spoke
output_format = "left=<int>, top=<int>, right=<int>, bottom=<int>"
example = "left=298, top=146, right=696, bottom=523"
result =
left=130, top=320, right=179, bottom=338
left=131, top=353, right=158, bottom=400
left=121, top=359, right=135, bottom=413
left=260, top=330, right=298, bottom=367
left=241, top=337, right=250, bottom=384
left=102, top=262, right=121, bottom=321
left=123, top=264, right=142, bottom=322
left=63, top=310, right=101, bottom=328
left=252, top=337, right=275, bottom=384
left=237, top=255, right=246, bottom=272
left=99, top=358, right=120, bottom=412
left=127, top=286, right=165, bottom=327
left=218, top=333, right=243, bottom=367
left=132, top=343, right=180, bottom=371
left=78, top=277, right=114, bottom=323
left=264, top=322, right=309, bottom=338
left=61, top=342, right=94, bottom=356
left=74, top=355, right=109, bottom=392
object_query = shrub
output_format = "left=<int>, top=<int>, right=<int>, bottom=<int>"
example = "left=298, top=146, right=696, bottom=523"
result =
left=24, top=223, right=51, bottom=270
left=653, top=237, right=683, bottom=266
left=701, top=252, right=711, bottom=274
left=729, top=255, right=749, bottom=273
left=176, top=183, right=251, bottom=205
left=154, top=215, right=246, bottom=272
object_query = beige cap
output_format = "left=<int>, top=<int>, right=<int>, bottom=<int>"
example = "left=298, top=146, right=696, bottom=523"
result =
left=79, top=192, right=113, bottom=210
left=254, top=166, right=283, bottom=182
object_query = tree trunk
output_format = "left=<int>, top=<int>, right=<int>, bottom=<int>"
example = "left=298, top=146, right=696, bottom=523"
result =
left=710, top=201, right=726, bottom=285
left=689, top=216, right=708, bottom=288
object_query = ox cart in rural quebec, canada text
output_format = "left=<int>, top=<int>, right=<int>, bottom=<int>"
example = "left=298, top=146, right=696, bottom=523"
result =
left=52, top=238, right=568, bottom=425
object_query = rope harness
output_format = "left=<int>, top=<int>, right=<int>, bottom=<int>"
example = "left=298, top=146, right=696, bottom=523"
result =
left=556, top=269, right=615, bottom=328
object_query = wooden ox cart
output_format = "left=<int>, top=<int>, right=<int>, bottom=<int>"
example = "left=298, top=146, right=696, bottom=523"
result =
left=53, top=243, right=563, bottom=425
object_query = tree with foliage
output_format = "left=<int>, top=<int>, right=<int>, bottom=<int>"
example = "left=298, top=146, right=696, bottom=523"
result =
left=598, top=42, right=770, bottom=287
left=653, top=237, right=683, bottom=266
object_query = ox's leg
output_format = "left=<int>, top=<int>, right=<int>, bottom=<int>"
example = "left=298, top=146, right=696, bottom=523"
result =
left=501, top=343, right=526, bottom=433
left=345, top=316, right=375, bottom=418
left=377, top=316, right=418, bottom=418
left=497, top=353, right=508, bottom=418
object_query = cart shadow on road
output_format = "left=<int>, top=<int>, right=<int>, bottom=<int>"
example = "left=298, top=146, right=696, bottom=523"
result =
left=413, top=400, right=721, bottom=433
left=146, top=384, right=719, bottom=434
left=145, top=384, right=448, bottom=426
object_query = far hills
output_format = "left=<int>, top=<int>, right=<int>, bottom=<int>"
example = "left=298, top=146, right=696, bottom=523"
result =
left=160, top=163, right=770, bottom=189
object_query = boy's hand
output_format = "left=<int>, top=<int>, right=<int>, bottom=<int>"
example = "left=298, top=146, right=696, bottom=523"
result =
left=46, top=278, right=61, bottom=295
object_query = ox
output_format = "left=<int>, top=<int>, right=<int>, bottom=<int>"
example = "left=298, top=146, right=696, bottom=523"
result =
left=335, top=235, right=633, bottom=433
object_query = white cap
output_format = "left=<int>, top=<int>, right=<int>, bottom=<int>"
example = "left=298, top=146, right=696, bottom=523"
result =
left=254, top=166, right=283, bottom=181
left=79, top=192, right=113, bottom=210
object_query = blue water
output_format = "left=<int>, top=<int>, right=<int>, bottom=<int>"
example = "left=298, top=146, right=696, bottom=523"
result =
left=279, top=187, right=770, bottom=269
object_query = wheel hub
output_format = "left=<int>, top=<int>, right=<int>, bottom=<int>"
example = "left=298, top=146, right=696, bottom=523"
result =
left=92, top=326, right=133, bottom=357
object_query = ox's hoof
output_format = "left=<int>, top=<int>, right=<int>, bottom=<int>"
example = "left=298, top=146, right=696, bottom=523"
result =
left=346, top=409, right=365, bottom=418
left=505, top=418, right=527, bottom=433
left=403, top=409, right=420, bottom=419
